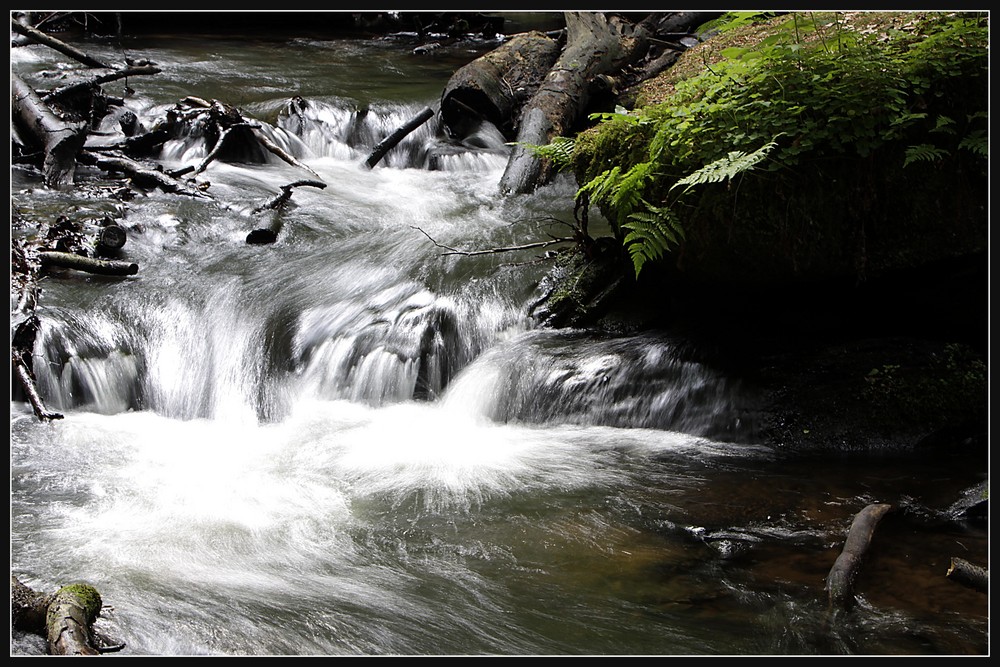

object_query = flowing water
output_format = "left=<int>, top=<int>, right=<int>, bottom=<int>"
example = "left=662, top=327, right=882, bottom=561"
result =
left=9, top=26, right=989, bottom=656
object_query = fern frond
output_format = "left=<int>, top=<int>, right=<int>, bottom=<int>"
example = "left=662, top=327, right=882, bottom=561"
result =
left=579, top=165, right=623, bottom=206
left=609, top=162, right=653, bottom=218
left=903, top=143, right=950, bottom=167
left=670, top=136, right=781, bottom=195
left=930, top=115, right=957, bottom=134
left=620, top=203, right=685, bottom=277
left=958, top=130, right=988, bottom=158
left=515, top=136, right=576, bottom=171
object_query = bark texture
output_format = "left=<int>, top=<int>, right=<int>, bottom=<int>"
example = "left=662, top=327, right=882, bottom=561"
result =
left=499, top=12, right=663, bottom=195
left=11, top=71, right=88, bottom=188
left=440, top=30, right=562, bottom=142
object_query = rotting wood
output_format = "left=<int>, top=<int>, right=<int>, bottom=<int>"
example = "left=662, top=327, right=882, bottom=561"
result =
left=825, top=502, right=893, bottom=610
left=946, top=557, right=988, bottom=593
left=439, top=30, right=562, bottom=142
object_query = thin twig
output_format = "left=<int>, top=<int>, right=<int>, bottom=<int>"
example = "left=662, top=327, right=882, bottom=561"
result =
left=411, top=226, right=575, bottom=256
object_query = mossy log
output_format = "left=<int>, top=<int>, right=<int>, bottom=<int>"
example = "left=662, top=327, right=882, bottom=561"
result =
left=11, top=576, right=115, bottom=655
left=825, top=502, right=893, bottom=610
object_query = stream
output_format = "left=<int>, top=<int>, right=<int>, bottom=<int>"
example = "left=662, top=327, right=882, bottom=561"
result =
left=9, top=21, right=988, bottom=656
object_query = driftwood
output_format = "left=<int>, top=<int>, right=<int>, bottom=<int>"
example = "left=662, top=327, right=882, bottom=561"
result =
left=825, top=503, right=893, bottom=610
left=364, top=106, right=435, bottom=168
left=39, top=250, right=139, bottom=276
left=78, top=149, right=211, bottom=198
left=11, top=575, right=120, bottom=655
left=499, top=12, right=665, bottom=194
left=11, top=71, right=88, bottom=188
left=946, top=557, right=988, bottom=593
left=247, top=179, right=327, bottom=243
left=10, top=17, right=111, bottom=68
left=439, top=30, right=562, bottom=142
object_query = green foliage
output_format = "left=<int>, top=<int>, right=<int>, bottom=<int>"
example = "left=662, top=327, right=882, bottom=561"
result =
left=903, top=143, right=950, bottom=167
left=560, top=11, right=988, bottom=277
left=621, top=202, right=685, bottom=276
left=517, top=136, right=576, bottom=171
left=670, top=137, right=781, bottom=195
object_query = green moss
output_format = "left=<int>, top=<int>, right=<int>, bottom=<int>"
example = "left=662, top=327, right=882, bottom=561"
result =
left=56, top=583, right=103, bottom=621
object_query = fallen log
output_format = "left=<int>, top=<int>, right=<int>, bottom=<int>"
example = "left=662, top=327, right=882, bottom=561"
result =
left=825, top=502, right=893, bottom=610
left=946, top=557, right=988, bottom=594
left=46, top=583, right=105, bottom=656
left=39, top=250, right=138, bottom=276
left=439, top=30, right=561, bottom=142
left=364, top=106, right=435, bottom=169
left=499, top=11, right=665, bottom=194
left=10, top=17, right=112, bottom=68
left=11, top=71, right=88, bottom=188
left=12, top=576, right=116, bottom=655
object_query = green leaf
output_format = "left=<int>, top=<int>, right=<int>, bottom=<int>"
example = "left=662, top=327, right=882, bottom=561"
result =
left=670, top=136, right=782, bottom=194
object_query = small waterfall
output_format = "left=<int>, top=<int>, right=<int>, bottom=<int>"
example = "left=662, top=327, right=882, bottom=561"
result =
left=441, top=330, right=752, bottom=440
left=27, top=96, right=747, bottom=435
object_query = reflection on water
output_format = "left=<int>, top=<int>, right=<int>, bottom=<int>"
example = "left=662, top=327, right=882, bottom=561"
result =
left=10, top=27, right=987, bottom=656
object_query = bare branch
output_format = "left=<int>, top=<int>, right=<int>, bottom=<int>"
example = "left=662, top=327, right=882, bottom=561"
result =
left=411, top=226, right=575, bottom=256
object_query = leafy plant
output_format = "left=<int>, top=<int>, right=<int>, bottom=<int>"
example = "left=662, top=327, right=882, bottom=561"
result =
left=565, top=11, right=987, bottom=276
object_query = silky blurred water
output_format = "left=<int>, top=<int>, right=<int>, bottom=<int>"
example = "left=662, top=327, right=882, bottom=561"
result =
left=10, top=23, right=988, bottom=656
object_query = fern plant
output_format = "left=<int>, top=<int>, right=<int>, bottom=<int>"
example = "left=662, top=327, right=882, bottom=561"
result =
left=526, top=11, right=986, bottom=279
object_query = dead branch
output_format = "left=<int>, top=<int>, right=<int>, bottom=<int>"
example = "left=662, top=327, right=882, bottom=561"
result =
left=247, top=180, right=328, bottom=243
left=10, top=17, right=111, bottom=69
left=193, top=123, right=248, bottom=175
left=78, top=149, right=211, bottom=198
left=250, top=126, right=321, bottom=178
left=412, top=225, right=575, bottom=256
left=40, top=65, right=162, bottom=105
left=364, top=106, right=435, bottom=169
